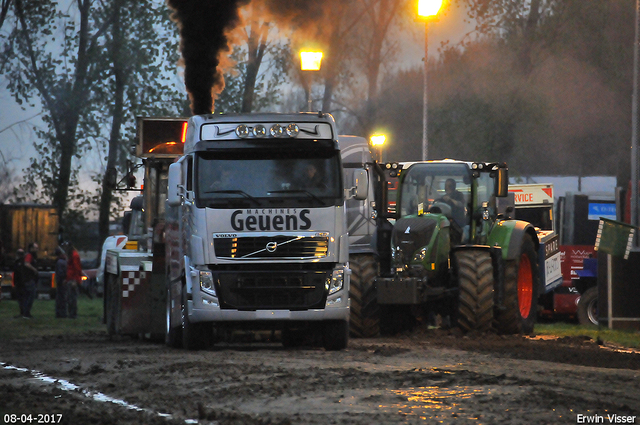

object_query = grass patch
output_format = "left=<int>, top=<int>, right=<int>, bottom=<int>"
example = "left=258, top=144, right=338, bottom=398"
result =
left=535, top=322, right=640, bottom=349
left=0, top=296, right=106, bottom=342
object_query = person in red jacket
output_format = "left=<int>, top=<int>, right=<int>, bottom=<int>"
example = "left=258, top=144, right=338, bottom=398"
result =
left=65, top=242, right=82, bottom=319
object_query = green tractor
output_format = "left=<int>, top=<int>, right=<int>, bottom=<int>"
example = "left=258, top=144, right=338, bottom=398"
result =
left=375, top=160, right=540, bottom=334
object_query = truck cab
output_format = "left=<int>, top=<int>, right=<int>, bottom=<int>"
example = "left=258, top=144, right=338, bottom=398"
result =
left=164, top=113, right=355, bottom=350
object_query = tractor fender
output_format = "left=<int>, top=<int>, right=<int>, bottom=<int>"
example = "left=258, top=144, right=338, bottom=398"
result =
left=488, top=220, right=539, bottom=262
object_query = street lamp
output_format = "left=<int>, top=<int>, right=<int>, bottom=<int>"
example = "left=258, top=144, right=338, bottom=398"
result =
left=370, top=134, right=386, bottom=162
left=417, top=0, right=443, bottom=160
left=300, top=51, right=323, bottom=111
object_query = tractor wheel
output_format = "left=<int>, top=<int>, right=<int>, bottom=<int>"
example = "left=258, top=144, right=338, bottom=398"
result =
left=495, top=235, right=539, bottom=335
left=181, top=289, right=211, bottom=350
left=454, top=250, right=495, bottom=332
left=577, top=287, right=599, bottom=327
left=106, top=274, right=120, bottom=336
left=165, top=286, right=182, bottom=348
left=349, top=254, right=380, bottom=337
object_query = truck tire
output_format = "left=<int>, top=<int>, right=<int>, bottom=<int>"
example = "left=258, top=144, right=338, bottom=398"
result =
left=165, top=286, right=182, bottom=348
left=349, top=254, right=380, bottom=337
left=577, top=286, right=599, bottom=327
left=454, top=250, right=495, bottom=332
left=106, top=274, right=120, bottom=336
left=181, top=289, right=211, bottom=350
left=495, top=235, right=539, bottom=335
left=323, top=320, right=349, bottom=351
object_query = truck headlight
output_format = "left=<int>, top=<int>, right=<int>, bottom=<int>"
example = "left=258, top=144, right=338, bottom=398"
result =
left=199, top=271, right=216, bottom=297
left=327, top=269, right=344, bottom=295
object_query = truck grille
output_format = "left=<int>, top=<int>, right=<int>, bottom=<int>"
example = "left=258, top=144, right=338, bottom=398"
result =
left=216, top=270, right=329, bottom=310
left=214, top=236, right=328, bottom=259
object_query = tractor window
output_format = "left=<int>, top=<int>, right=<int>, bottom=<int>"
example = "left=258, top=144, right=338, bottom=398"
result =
left=476, top=173, right=494, bottom=209
left=398, top=163, right=471, bottom=227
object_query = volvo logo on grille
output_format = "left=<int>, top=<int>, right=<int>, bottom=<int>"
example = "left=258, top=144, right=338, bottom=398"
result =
left=266, top=241, right=278, bottom=252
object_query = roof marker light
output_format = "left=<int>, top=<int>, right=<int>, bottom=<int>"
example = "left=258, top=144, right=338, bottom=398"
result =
left=253, top=125, right=267, bottom=138
left=286, top=123, right=299, bottom=137
left=235, top=125, right=249, bottom=138
left=270, top=124, right=284, bottom=138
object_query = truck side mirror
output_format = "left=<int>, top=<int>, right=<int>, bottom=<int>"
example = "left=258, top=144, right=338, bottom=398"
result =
left=353, top=169, right=368, bottom=200
left=167, top=162, right=183, bottom=206
left=495, top=167, right=508, bottom=197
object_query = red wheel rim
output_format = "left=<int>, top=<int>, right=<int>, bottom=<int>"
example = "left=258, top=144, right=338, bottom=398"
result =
left=517, top=253, right=533, bottom=318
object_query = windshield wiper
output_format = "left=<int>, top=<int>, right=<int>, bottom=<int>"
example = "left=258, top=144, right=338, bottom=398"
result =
left=205, top=190, right=260, bottom=205
left=268, top=189, right=326, bottom=206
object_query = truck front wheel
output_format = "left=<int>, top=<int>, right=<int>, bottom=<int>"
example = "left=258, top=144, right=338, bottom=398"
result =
left=454, top=250, right=495, bottom=332
left=349, top=254, right=380, bottom=337
left=165, top=286, right=182, bottom=347
left=181, top=289, right=211, bottom=350
left=495, top=235, right=539, bottom=334
left=577, top=286, right=599, bottom=327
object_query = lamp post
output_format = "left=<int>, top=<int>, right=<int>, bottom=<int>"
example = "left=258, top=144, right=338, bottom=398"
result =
left=300, top=51, right=323, bottom=112
left=370, top=134, right=386, bottom=162
left=417, top=0, right=442, bottom=160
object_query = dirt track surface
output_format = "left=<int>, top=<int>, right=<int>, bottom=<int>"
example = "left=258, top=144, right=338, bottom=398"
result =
left=1, top=328, right=640, bottom=425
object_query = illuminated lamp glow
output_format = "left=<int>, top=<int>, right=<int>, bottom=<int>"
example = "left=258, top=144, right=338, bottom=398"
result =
left=300, top=51, right=323, bottom=71
left=181, top=121, right=188, bottom=143
left=417, top=0, right=443, bottom=18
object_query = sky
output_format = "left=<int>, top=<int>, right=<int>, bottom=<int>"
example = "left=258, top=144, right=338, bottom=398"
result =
left=0, top=1, right=473, bottom=214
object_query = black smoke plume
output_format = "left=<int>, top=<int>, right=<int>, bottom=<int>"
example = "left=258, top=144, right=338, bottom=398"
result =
left=167, top=0, right=249, bottom=115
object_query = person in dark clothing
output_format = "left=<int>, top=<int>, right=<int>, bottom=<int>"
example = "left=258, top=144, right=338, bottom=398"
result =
left=440, top=178, right=466, bottom=227
left=22, top=242, right=39, bottom=318
left=54, top=246, right=68, bottom=318
left=12, top=248, right=25, bottom=319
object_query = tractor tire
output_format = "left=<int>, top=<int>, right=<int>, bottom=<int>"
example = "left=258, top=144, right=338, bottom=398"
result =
left=495, top=235, right=539, bottom=335
left=165, top=286, right=182, bottom=348
left=349, top=254, right=380, bottom=338
left=577, top=286, right=599, bottom=327
left=454, top=249, right=495, bottom=332
left=106, top=274, right=120, bottom=336
left=181, top=289, right=211, bottom=350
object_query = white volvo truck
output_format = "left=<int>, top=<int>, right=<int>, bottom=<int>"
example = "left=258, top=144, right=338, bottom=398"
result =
left=164, top=113, right=363, bottom=350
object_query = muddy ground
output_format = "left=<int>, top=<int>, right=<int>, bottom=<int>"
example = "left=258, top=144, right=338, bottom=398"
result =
left=1, top=327, right=639, bottom=425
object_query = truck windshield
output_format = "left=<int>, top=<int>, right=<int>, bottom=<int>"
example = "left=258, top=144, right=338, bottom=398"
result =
left=195, top=147, right=343, bottom=208
left=399, top=163, right=471, bottom=227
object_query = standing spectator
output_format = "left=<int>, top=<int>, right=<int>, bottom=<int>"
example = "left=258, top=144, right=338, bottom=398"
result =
left=22, top=243, right=39, bottom=319
left=12, top=248, right=25, bottom=319
left=54, top=247, right=68, bottom=318
left=65, top=242, right=82, bottom=319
